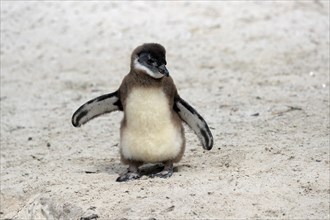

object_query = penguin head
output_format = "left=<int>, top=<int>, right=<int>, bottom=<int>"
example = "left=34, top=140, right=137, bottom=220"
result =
left=131, top=43, right=169, bottom=79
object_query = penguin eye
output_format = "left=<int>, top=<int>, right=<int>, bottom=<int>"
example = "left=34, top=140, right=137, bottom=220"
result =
left=147, top=59, right=156, bottom=66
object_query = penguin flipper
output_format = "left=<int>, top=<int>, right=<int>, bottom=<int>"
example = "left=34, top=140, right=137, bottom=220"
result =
left=174, top=97, right=213, bottom=150
left=72, top=91, right=122, bottom=127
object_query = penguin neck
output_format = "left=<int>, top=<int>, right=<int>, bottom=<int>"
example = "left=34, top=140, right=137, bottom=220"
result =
left=130, top=69, right=165, bottom=87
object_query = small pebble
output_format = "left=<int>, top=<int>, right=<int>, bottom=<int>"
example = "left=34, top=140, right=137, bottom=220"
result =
left=165, top=205, right=175, bottom=212
left=85, top=170, right=97, bottom=174
left=28, top=137, right=32, bottom=141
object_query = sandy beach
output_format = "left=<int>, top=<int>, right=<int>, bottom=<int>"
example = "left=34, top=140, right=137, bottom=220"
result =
left=1, top=1, right=329, bottom=219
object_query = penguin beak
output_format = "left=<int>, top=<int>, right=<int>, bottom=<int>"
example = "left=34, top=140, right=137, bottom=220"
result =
left=158, top=64, right=169, bottom=77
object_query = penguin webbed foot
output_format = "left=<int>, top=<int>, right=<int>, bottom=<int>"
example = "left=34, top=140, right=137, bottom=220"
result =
left=116, top=171, right=141, bottom=182
left=116, top=161, right=174, bottom=181
left=116, top=163, right=141, bottom=182
left=151, top=161, right=173, bottom=179
left=152, top=169, right=173, bottom=178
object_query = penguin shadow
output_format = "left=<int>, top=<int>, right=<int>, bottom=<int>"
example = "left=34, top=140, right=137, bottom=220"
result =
left=93, top=162, right=124, bottom=175
left=95, top=163, right=179, bottom=177
left=139, top=164, right=179, bottom=177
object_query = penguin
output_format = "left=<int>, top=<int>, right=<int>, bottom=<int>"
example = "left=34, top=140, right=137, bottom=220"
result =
left=72, top=43, right=213, bottom=182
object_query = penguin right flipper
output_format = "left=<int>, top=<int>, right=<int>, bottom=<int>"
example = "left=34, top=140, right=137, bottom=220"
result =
left=174, top=96, right=214, bottom=150
left=72, top=91, right=123, bottom=127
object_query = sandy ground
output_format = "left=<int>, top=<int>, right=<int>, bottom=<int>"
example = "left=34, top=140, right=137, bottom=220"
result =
left=1, top=1, right=329, bottom=219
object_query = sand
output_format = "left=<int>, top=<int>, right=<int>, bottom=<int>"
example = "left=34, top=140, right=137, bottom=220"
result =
left=1, top=1, right=329, bottom=219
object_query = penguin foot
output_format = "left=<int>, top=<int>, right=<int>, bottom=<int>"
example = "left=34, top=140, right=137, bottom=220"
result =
left=152, top=161, right=173, bottom=178
left=116, top=172, right=141, bottom=182
left=152, top=169, right=173, bottom=178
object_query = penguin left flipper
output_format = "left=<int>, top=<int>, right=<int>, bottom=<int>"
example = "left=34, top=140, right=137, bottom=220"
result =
left=72, top=91, right=122, bottom=127
left=174, top=96, right=214, bottom=150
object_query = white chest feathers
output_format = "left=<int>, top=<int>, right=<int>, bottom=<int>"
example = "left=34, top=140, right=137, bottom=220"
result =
left=120, top=87, right=183, bottom=163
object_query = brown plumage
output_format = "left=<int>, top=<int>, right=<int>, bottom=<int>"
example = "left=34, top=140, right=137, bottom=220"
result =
left=117, top=43, right=186, bottom=180
left=118, top=70, right=186, bottom=165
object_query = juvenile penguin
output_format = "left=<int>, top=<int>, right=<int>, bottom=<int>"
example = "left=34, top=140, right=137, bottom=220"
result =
left=72, top=43, right=213, bottom=182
